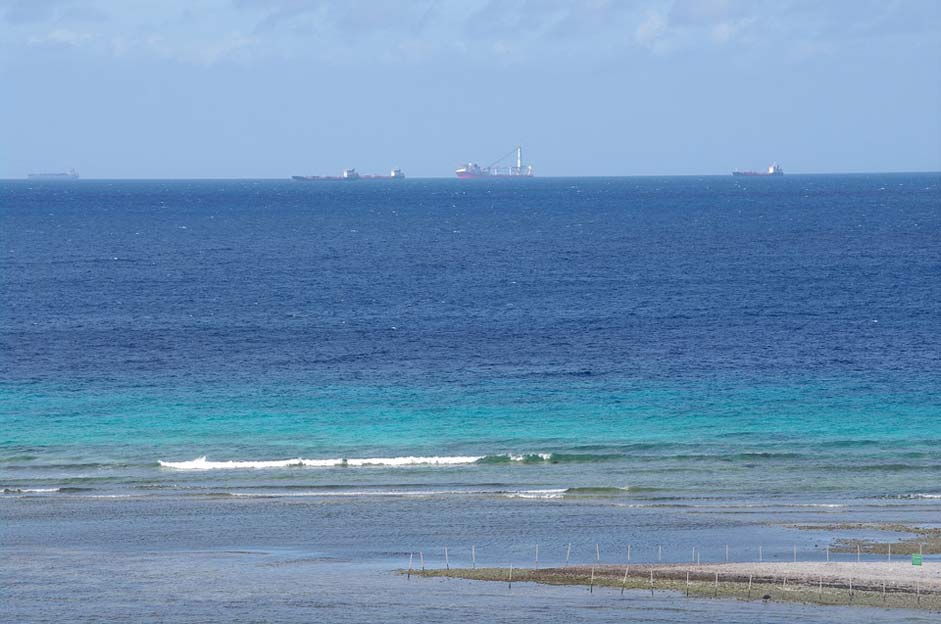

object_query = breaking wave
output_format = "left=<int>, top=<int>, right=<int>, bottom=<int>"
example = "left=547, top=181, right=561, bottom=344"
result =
left=500, top=487, right=646, bottom=499
left=157, top=452, right=618, bottom=471
left=159, top=455, right=482, bottom=470
left=475, top=453, right=619, bottom=464
left=564, top=486, right=647, bottom=495
left=2, top=487, right=94, bottom=494
left=501, top=488, right=567, bottom=499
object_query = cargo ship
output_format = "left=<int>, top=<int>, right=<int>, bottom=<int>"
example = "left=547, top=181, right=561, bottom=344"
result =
left=292, top=168, right=404, bottom=181
left=362, top=168, right=405, bottom=180
left=732, top=163, right=783, bottom=177
left=27, top=169, right=79, bottom=180
left=456, top=146, right=534, bottom=178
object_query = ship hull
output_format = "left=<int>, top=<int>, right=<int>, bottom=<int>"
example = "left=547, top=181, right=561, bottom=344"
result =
left=732, top=171, right=783, bottom=177
left=28, top=173, right=79, bottom=180
left=292, top=172, right=403, bottom=181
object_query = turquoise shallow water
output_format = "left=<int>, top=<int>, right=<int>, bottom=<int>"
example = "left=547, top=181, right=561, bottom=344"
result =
left=3, top=375, right=939, bottom=500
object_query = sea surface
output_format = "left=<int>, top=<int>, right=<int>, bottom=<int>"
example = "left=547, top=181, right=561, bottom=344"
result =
left=2, top=174, right=939, bottom=622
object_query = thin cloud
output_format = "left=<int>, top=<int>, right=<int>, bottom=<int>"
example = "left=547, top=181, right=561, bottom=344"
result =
left=1, top=0, right=938, bottom=67
left=28, top=27, right=97, bottom=47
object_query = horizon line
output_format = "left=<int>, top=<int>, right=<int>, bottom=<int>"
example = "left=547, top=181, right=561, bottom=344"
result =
left=4, top=170, right=940, bottom=181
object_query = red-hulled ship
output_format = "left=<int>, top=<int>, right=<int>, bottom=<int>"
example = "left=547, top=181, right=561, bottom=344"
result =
left=732, top=163, right=783, bottom=177
left=456, top=146, right=534, bottom=178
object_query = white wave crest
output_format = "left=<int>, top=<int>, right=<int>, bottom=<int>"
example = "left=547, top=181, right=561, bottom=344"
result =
left=229, top=489, right=477, bottom=498
left=502, top=488, right=567, bottom=499
left=508, top=453, right=553, bottom=462
left=911, top=493, right=941, bottom=499
left=158, top=455, right=486, bottom=471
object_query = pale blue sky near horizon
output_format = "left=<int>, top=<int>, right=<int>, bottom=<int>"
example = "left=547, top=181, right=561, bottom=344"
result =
left=2, top=0, right=939, bottom=178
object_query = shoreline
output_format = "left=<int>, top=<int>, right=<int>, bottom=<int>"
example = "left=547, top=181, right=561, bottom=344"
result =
left=407, top=562, right=941, bottom=611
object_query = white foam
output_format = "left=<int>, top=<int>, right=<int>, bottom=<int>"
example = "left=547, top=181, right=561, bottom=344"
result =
left=911, top=493, right=941, bottom=499
left=228, top=489, right=474, bottom=498
left=502, top=488, right=567, bottom=499
left=508, top=453, right=553, bottom=462
left=772, top=503, right=846, bottom=509
left=158, top=455, right=485, bottom=471
left=2, top=487, right=60, bottom=494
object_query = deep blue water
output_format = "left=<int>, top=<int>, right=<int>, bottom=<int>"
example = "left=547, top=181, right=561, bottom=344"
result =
left=1, top=174, right=939, bottom=622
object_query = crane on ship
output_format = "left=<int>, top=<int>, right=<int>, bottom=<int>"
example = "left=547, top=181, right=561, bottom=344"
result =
left=487, top=145, right=526, bottom=175
left=456, top=146, right=534, bottom=178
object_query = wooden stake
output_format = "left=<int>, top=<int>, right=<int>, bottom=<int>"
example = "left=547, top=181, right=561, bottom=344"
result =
left=686, top=570, right=690, bottom=597
left=887, top=543, right=891, bottom=561
left=691, top=546, right=695, bottom=563
left=849, top=577, right=853, bottom=603
left=627, top=543, right=631, bottom=563
left=472, top=545, right=476, bottom=569
left=420, top=551, right=424, bottom=571
left=725, top=544, right=729, bottom=562
left=819, top=577, right=822, bottom=597
left=826, top=545, right=830, bottom=562
left=714, top=572, right=718, bottom=597
left=883, top=582, right=886, bottom=602
left=596, top=543, right=600, bottom=562
left=508, top=564, right=513, bottom=591
left=856, top=544, right=860, bottom=562
left=534, top=544, right=538, bottom=568
left=658, top=544, right=662, bottom=562
left=445, top=546, right=449, bottom=570
left=408, top=552, right=413, bottom=580
left=748, top=574, right=752, bottom=599
left=649, top=570, right=654, bottom=596
left=589, top=566, right=594, bottom=593
left=783, top=575, right=787, bottom=588
left=621, top=566, right=629, bottom=595
left=566, top=543, right=571, bottom=565
left=793, top=544, right=797, bottom=562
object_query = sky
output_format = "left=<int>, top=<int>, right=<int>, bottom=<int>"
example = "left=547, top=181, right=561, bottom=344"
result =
left=1, top=0, right=939, bottom=178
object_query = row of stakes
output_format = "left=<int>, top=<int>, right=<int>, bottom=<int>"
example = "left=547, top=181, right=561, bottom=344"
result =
left=405, top=543, right=931, bottom=604
left=408, top=542, right=927, bottom=572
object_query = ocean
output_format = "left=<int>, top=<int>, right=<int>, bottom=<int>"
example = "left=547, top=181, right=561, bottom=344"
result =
left=2, top=174, right=939, bottom=622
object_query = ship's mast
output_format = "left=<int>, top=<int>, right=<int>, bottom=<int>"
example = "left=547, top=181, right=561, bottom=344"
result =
left=517, top=145, right=522, bottom=171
